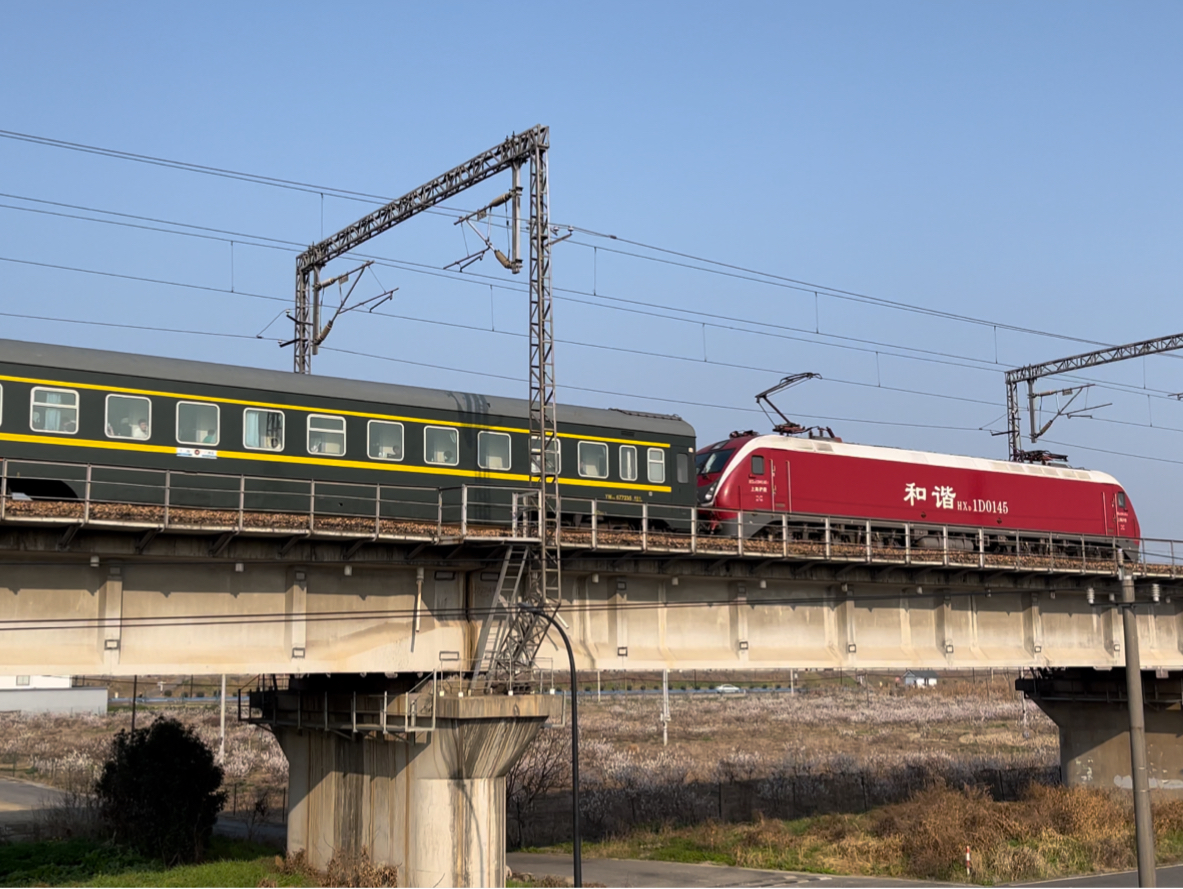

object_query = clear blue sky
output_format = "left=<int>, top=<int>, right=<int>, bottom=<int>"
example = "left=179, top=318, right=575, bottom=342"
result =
left=3, top=2, right=1183, bottom=537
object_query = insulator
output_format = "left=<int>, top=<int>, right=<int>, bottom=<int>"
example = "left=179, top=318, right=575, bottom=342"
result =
left=1152, top=583, right=1162, bottom=603
left=1087, top=588, right=1095, bottom=605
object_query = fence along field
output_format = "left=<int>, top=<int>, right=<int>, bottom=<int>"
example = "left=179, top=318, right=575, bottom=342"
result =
left=508, top=674, right=1058, bottom=844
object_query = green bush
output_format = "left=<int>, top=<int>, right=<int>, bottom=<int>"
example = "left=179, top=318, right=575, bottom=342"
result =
left=95, top=718, right=227, bottom=866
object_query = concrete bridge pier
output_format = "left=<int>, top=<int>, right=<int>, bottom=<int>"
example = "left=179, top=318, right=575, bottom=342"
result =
left=1019, top=668, right=1183, bottom=795
left=266, top=684, right=561, bottom=887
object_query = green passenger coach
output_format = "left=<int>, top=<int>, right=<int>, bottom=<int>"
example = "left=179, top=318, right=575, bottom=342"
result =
left=0, top=340, right=697, bottom=529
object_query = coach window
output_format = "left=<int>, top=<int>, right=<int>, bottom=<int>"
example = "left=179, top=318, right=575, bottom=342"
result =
left=30, top=387, right=79, bottom=435
left=308, top=414, right=346, bottom=455
left=424, top=425, right=459, bottom=466
left=529, top=435, right=561, bottom=475
left=647, top=447, right=665, bottom=484
left=106, top=394, right=152, bottom=440
left=677, top=453, right=689, bottom=484
left=244, top=408, right=284, bottom=451
left=478, top=431, right=512, bottom=471
left=368, top=420, right=404, bottom=461
left=619, top=445, right=637, bottom=481
left=0, top=383, right=4, bottom=427
left=750, top=455, right=765, bottom=475
left=176, top=401, right=219, bottom=446
left=578, top=441, right=609, bottom=479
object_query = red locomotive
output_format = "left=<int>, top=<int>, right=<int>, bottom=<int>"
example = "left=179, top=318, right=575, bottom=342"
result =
left=696, top=432, right=1140, bottom=554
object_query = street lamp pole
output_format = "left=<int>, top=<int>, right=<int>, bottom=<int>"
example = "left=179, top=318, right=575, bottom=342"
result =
left=522, top=605, right=581, bottom=887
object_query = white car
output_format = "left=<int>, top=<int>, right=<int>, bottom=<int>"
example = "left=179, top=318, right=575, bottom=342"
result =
left=714, top=684, right=744, bottom=694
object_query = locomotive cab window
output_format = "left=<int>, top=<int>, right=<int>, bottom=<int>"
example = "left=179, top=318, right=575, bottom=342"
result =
left=368, top=420, right=404, bottom=461
left=176, top=401, right=219, bottom=446
left=30, top=387, right=78, bottom=435
left=106, top=394, right=151, bottom=440
left=478, top=431, right=511, bottom=471
left=750, top=455, right=765, bottom=475
left=1117, top=492, right=1127, bottom=508
left=647, top=447, right=665, bottom=484
left=308, top=414, right=345, bottom=455
left=530, top=435, right=561, bottom=475
left=578, top=441, right=609, bottom=479
left=425, top=426, right=459, bottom=466
left=244, top=408, right=284, bottom=451
left=619, top=445, right=638, bottom=481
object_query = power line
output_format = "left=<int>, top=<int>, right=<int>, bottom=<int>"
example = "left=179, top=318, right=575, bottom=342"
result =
left=0, top=254, right=1003, bottom=412
left=321, top=346, right=988, bottom=432
left=1041, top=438, right=1183, bottom=468
left=0, top=304, right=985, bottom=434
left=13, top=248, right=1183, bottom=447
left=5, top=194, right=1182, bottom=411
left=13, top=247, right=1183, bottom=456
left=5, top=127, right=1170, bottom=360
left=0, top=579, right=1135, bottom=635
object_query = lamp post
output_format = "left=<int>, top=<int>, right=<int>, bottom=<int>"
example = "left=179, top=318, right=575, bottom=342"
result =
left=521, top=605, right=581, bottom=887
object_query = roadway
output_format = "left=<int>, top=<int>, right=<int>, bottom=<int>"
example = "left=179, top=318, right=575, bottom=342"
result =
left=506, top=852, right=952, bottom=887
left=507, top=852, right=1183, bottom=887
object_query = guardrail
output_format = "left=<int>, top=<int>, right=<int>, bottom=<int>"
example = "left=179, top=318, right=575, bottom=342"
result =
left=1, top=456, right=1177, bottom=579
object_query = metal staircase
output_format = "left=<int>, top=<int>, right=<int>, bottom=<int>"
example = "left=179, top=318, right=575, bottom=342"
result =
left=470, top=544, right=530, bottom=679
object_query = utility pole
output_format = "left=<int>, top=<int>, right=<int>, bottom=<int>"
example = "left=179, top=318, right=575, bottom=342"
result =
left=219, top=674, right=227, bottom=764
left=1004, top=333, right=1183, bottom=463
left=661, top=668, right=670, bottom=746
left=1122, top=564, right=1157, bottom=886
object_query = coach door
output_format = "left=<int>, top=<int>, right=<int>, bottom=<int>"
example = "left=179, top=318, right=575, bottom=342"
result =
left=771, top=457, right=790, bottom=512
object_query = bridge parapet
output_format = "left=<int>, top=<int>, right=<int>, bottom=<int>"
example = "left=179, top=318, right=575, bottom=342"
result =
left=2, top=457, right=1179, bottom=580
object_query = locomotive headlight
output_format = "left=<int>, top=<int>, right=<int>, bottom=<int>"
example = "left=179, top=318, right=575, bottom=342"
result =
left=699, top=481, right=718, bottom=504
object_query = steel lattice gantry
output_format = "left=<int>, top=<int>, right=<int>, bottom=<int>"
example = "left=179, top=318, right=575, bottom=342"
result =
left=1005, top=332, right=1183, bottom=462
left=486, top=141, right=561, bottom=684
left=291, top=126, right=561, bottom=681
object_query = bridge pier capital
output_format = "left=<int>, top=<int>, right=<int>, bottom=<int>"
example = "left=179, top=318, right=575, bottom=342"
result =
left=273, top=683, right=561, bottom=887
left=1020, top=668, right=1183, bottom=794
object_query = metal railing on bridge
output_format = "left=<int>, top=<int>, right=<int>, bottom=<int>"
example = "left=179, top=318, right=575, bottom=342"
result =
left=2, top=456, right=1179, bottom=580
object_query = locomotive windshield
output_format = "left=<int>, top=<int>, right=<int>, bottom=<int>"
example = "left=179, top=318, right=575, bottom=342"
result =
left=696, top=448, right=735, bottom=475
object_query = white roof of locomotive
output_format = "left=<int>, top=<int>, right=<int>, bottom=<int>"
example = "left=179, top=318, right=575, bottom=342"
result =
left=719, top=434, right=1122, bottom=487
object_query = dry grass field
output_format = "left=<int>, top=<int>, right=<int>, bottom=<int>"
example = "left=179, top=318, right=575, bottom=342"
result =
left=578, top=675, right=1056, bottom=774
left=0, top=673, right=1078, bottom=882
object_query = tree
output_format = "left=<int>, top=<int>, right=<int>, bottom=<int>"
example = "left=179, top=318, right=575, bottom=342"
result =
left=505, top=726, right=571, bottom=847
left=95, top=717, right=227, bottom=865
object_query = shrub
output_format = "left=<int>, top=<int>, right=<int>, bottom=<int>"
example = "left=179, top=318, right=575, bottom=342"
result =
left=94, top=717, right=227, bottom=865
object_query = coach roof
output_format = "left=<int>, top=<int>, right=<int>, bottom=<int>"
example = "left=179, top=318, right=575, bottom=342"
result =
left=0, top=339, right=696, bottom=439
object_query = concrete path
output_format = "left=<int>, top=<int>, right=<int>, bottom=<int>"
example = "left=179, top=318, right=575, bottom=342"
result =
left=507, top=852, right=954, bottom=888
left=1013, top=864, right=1183, bottom=886
left=0, top=777, right=65, bottom=819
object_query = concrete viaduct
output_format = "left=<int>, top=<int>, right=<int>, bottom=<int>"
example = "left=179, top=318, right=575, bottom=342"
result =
left=2, top=493, right=1181, bottom=885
